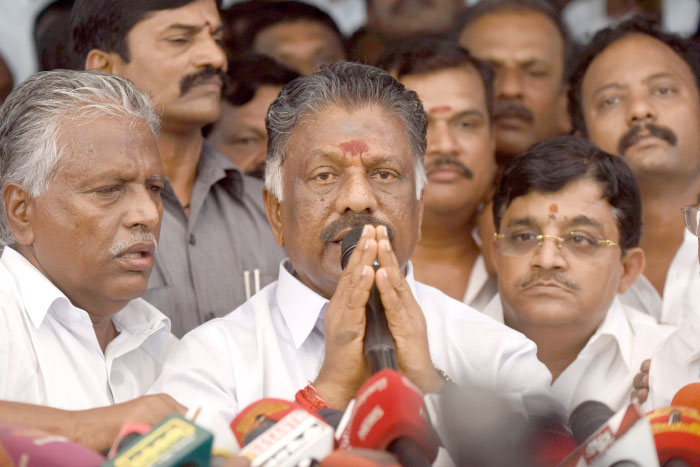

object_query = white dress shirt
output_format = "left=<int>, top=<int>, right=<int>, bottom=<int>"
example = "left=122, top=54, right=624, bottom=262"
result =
left=620, top=229, right=700, bottom=328
left=646, top=325, right=700, bottom=410
left=151, top=260, right=557, bottom=422
left=462, top=254, right=498, bottom=312
left=482, top=295, right=676, bottom=414
left=0, top=246, right=177, bottom=409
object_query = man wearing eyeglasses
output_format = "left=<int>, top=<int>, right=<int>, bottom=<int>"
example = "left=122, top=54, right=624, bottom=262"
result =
left=485, top=136, right=676, bottom=414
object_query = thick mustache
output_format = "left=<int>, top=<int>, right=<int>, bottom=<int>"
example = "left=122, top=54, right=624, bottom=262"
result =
left=109, top=231, right=158, bottom=257
left=493, top=101, right=534, bottom=123
left=320, top=213, right=396, bottom=243
left=426, top=158, right=473, bottom=179
left=179, top=66, right=226, bottom=96
left=390, top=0, right=434, bottom=14
left=618, top=123, right=677, bottom=155
left=519, top=271, right=580, bottom=291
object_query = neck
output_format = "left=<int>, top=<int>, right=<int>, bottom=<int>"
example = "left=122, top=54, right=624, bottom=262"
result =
left=158, top=122, right=206, bottom=208
left=91, top=315, right=118, bottom=353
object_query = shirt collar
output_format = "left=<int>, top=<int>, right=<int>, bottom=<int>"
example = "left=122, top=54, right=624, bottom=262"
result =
left=0, top=246, right=70, bottom=329
left=276, top=259, right=419, bottom=350
left=581, top=297, right=634, bottom=371
left=198, top=141, right=244, bottom=200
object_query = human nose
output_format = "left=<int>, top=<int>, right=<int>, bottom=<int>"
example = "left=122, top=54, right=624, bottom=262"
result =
left=530, top=235, right=567, bottom=270
left=626, top=90, right=656, bottom=126
left=124, top=185, right=162, bottom=232
left=193, top=32, right=226, bottom=71
left=426, top=121, right=458, bottom=157
left=335, top=170, right=379, bottom=214
left=496, top=67, right=524, bottom=99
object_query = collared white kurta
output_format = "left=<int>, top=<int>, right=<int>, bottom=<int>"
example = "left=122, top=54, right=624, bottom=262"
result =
left=483, top=296, right=676, bottom=414
left=0, top=247, right=177, bottom=409
left=151, top=260, right=558, bottom=422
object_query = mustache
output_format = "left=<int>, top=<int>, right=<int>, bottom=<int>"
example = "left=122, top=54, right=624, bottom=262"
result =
left=618, top=123, right=677, bottom=155
left=426, top=158, right=473, bottom=179
left=390, top=0, right=434, bottom=14
left=320, top=213, right=396, bottom=244
left=519, top=270, right=580, bottom=292
left=493, top=100, right=534, bottom=123
left=109, top=230, right=158, bottom=257
left=179, top=66, right=226, bottom=96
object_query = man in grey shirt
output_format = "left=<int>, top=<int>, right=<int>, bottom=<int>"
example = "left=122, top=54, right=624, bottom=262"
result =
left=71, top=0, right=285, bottom=336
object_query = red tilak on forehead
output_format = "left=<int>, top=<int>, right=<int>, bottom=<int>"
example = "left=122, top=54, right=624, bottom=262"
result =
left=549, top=203, right=558, bottom=213
left=339, top=140, right=369, bottom=156
left=429, top=105, right=452, bottom=114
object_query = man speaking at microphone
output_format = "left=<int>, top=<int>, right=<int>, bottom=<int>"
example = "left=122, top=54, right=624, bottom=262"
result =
left=152, top=62, right=556, bottom=422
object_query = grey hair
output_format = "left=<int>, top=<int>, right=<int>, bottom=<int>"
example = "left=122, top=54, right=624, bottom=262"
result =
left=264, top=61, right=428, bottom=201
left=0, top=69, right=160, bottom=246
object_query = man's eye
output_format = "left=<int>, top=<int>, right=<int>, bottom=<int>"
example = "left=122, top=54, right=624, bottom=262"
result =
left=566, top=232, right=596, bottom=247
left=315, top=172, right=334, bottom=182
left=602, top=96, right=620, bottom=107
left=654, top=86, right=674, bottom=96
left=373, top=170, right=396, bottom=181
left=509, top=231, right=537, bottom=243
left=149, top=184, right=164, bottom=194
left=96, top=186, right=122, bottom=195
left=167, top=38, right=189, bottom=45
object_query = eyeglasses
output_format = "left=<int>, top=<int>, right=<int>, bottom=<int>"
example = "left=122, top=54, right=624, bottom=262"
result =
left=494, top=230, right=618, bottom=257
left=681, top=205, right=700, bottom=237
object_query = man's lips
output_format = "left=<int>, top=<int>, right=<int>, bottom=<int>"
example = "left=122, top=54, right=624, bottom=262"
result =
left=115, top=242, right=156, bottom=271
left=522, top=281, right=571, bottom=293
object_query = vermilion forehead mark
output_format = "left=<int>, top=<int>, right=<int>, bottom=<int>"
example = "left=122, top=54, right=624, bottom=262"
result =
left=429, top=105, right=452, bottom=114
left=549, top=203, right=558, bottom=213
left=340, top=140, right=369, bottom=167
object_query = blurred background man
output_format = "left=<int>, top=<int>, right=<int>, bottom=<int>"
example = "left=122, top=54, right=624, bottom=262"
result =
left=569, top=17, right=700, bottom=329
left=207, top=53, right=299, bottom=178
left=377, top=37, right=498, bottom=309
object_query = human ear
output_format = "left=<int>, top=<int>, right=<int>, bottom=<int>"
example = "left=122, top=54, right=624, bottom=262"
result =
left=84, top=49, right=123, bottom=74
left=2, top=182, right=35, bottom=245
left=617, top=247, right=645, bottom=294
left=263, top=189, right=285, bottom=247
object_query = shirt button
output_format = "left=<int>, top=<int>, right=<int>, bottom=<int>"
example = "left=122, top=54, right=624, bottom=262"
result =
left=111, top=370, right=124, bottom=386
left=189, top=234, right=196, bottom=246
left=204, top=312, right=216, bottom=321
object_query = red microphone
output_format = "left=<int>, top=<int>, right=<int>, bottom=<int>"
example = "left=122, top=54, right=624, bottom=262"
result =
left=671, top=383, right=700, bottom=411
left=339, top=369, right=438, bottom=467
left=320, top=449, right=400, bottom=467
left=646, top=400, right=700, bottom=466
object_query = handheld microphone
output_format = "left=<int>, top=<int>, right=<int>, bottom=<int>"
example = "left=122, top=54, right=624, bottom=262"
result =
left=646, top=405, right=700, bottom=466
left=230, top=399, right=300, bottom=447
left=339, top=369, right=438, bottom=467
left=340, top=225, right=397, bottom=373
left=239, top=408, right=335, bottom=466
left=670, top=382, right=700, bottom=411
left=0, top=424, right=105, bottom=467
left=102, top=413, right=213, bottom=467
left=561, top=401, right=659, bottom=467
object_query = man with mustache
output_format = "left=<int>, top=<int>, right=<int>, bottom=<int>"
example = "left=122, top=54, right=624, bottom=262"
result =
left=454, top=0, right=572, bottom=164
left=376, top=38, right=498, bottom=309
left=569, top=17, right=700, bottom=329
left=71, top=0, right=286, bottom=337
left=0, top=70, right=183, bottom=452
left=488, top=136, right=675, bottom=414
left=151, top=63, right=556, bottom=425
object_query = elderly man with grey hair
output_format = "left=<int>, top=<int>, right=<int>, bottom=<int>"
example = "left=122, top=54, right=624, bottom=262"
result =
left=0, top=69, right=183, bottom=452
left=151, top=63, right=556, bottom=429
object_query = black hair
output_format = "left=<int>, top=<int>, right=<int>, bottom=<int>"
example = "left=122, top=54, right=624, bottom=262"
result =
left=234, top=0, right=343, bottom=52
left=493, top=135, right=642, bottom=250
left=450, top=0, right=574, bottom=83
left=568, top=15, right=700, bottom=135
left=375, top=35, right=494, bottom=118
left=70, top=0, right=222, bottom=69
left=34, top=0, right=74, bottom=71
left=223, top=54, right=300, bottom=106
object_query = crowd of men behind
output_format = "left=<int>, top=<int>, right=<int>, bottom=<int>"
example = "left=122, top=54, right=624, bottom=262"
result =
left=1, top=0, right=700, bottom=464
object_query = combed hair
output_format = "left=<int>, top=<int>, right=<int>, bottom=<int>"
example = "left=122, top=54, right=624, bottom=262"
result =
left=568, top=15, right=700, bottom=135
left=0, top=69, right=159, bottom=246
left=375, top=35, right=495, bottom=118
left=70, top=0, right=221, bottom=69
left=450, top=0, right=575, bottom=82
left=264, top=61, right=428, bottom=201
left=223, top=53, right=300, bottom=107
left=493, top=135, right=642, bottom=251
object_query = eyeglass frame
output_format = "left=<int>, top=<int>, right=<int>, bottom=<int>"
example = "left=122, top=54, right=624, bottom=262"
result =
left=493, top=231, right=619, bottom=257
left=680, top=205, right=700, bottom=237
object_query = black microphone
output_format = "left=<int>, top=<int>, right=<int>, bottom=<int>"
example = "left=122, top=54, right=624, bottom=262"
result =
left=340, top=225, right=398, bottom=373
